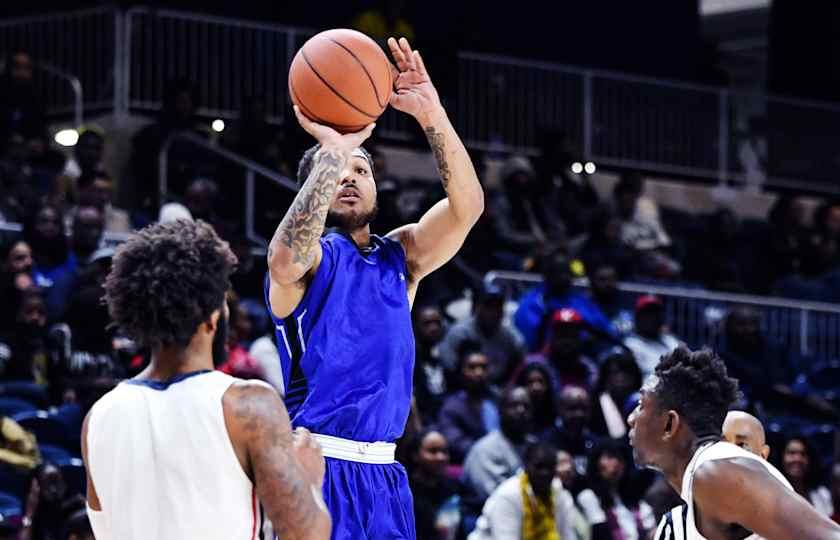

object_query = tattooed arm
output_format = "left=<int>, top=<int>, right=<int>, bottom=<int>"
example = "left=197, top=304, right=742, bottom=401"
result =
left=224, top=381, right=331, bottom=540
left=267, top=106, right=375, bottom=318
left=385, top=37, right=484, bottom=282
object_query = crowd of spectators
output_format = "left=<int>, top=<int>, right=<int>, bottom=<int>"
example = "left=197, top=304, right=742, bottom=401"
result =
left=1, top=49, right=840, bottom=539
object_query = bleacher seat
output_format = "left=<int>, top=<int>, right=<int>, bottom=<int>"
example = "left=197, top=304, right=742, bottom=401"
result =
left=0, top=491, right=22, bottom=521
left=57, top=458, right=86, bottom=497
left=38, top=444, right=73, bottom=464
left=12, top=411, right=75, bottom=454
left=0, top=397, right=37, bottom=417
left=0, top=464, right=28, bottom=501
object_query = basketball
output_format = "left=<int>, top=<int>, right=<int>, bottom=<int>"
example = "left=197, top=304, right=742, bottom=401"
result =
left=289, top=29, right=393, bottom=133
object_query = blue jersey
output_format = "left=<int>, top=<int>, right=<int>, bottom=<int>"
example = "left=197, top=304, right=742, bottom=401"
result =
left=264, top=232, right=415, bottom=443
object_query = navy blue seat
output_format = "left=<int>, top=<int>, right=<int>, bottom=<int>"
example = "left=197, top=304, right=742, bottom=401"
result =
left=12, top=411, right=74, bottom=454
left=0, top=397, right=37, bottom=417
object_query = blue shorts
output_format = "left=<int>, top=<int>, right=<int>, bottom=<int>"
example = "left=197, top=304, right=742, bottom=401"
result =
left=322, top=457, right=416, bottom=540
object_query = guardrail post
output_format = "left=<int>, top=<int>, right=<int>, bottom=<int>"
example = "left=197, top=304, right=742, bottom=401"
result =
left=245, top=169, right=256, bottom=241
left=800, top=308, right=809, bottom=357
left=583, top=71, right=593, bottom=161
left=718, top=89, right=729, bottom=184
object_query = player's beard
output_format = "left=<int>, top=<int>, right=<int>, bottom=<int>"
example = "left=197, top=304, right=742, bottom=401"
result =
left=327, top=201, right=379, bottom=232
left=212, top=308, right=229, bottom=368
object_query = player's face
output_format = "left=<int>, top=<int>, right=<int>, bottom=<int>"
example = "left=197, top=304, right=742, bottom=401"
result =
left=722, top=417, right=767, bottom=459
left=328, top=154, right=377, bottom=231
left=627, top=384, right=666, bottom=468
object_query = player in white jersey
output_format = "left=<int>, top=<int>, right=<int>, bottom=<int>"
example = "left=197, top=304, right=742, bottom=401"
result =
left=81, top=219, right=331, bottom=540
left=655, top=411, right=779, bottom=540
left=628, top=346, right=840, bottom=540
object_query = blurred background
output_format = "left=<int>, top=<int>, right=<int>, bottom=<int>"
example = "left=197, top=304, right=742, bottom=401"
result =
left=1, top=1, right=840, bottom=539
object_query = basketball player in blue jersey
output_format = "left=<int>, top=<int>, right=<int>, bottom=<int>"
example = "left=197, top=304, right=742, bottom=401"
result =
left=264, top=37, right=484, bottom=539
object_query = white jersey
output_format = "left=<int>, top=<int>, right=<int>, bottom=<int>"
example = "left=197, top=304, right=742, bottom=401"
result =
left=655, top=441, right=792, bottom=540
left=86, top=370, right=260, bottom=540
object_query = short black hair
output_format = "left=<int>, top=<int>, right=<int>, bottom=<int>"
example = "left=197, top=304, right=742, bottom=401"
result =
left=652, top=346, right=740, bottom=438
left=104, top=219, right=237, bottom=351
left=296, top=144, right=374, bottom=188
left=524, top=441, right=558, bottom=465
left=455, top=338, right=483, bottom=371
left=595, top=348, right=642, bottom=396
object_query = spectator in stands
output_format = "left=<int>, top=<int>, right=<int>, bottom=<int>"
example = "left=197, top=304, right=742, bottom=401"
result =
left=75, top=171, right=131, bottom=234
left=183, top=178, right=233, bottom=240
left=514, top=363, right=556, bottom=437
left=576, top=439, right=656, bottom=540
left=685, top=208, right=745, bottom=292
left=438, top=341, right=499, bottom=464
left=19, top=462, right=85, bottom=540
left=351, top=0, right=415, bottom=46
left=60, top=508, right=93, bottom=540
left=407, top=428, right=461, bottom=540
left=222, top=94, right=291, bottom=176
left=0, top=50, right=45, bottom=154
left=778, top=435, right=833, bottom=517
left=612, top=173, right=680, bottom=279
left=622, top=295, right=680, bottom=379
left=469, top=442, right=577, bottom=540
left=579, top=206, right=638, bottom=280
left=543, top=386, right=600, bottom=476
left=0, top=240, right=35, bottom=328
left=413, top=306, right=448, bottom=425
left=216, top=292, right=265, bottom=380
left=717, top=305, right=795, bottom=409
left=831, top=462, right=840, bottom=525
left=555, top=448, right=592, bottom=540
left=754, top=195, right=810, bottom=293
left=0, top=415, right=40, bottom=470
left=590, top=347, right=642, bottom=440
left=63, top=247, right=123, bottom=393
left=489, top=155, right=564, bottom=270
left=0, top=289, right=52, bottom=387
left=69, top=205, right=103, bottom=271
left=439, top=285, right=524, bottom=386
left=587, top=261, right=633, bottom=338
left=24, top=204, right=76, bottom=320
left=227, top=234, right=263, bottom=301
left=463, top=387, right=535, bottom=512
left=515, top=249, right=613, bottom=351
left=131, top=78, right=212, bottom=215
left=812, top=200, right=840, bottom=272
left=517, top=309, right=598, bottom=392
left=52, top=128, right=107, bottom=212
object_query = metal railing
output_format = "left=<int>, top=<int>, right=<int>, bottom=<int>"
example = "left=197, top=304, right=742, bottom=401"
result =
left=457, top=52, right=840, bottom=194
left=157, top=130, right=296, bottom=245
left=0, top=7, right=118, bottom=118
left=484, top=270, right=840, bottom=361
left=5, top=7, right=840, bottom=194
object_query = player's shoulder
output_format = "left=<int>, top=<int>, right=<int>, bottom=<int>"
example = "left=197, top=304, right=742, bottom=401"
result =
left=693, top=452, right=772, bottom=497
left=222, top=379, right=286, bottom=417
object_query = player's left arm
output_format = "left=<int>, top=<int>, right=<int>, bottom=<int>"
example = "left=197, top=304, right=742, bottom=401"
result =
left=385, top=37, right=484, bottom=281
left=693, top=457, right=840, bottom=540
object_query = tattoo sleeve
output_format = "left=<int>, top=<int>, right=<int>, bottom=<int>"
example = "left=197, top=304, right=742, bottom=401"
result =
left=424, top=126, right=452, bottom=191
left=230, top=385, right=329, bottom=539
left=267, top=146, right=347, bottom=276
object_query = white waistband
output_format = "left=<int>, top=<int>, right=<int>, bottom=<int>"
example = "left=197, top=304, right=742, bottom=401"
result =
left=312, top=433, right=396, bottom=464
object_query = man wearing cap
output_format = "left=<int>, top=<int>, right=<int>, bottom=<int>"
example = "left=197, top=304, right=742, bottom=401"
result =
left=438, top=285, right=525, bottom=386
left=622, top=295, right=681, bottom=378
left=515, top=248, right=616, bottom=351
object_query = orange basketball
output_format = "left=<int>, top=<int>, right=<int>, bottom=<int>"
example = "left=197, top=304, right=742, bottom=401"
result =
left=289, top=29, right=393, bottom=133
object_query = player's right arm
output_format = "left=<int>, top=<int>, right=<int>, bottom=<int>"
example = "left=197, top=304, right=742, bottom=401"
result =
left=223, top=380, right=332, bottom=540
left=693, top=457, right=840, bottom=540
left=266, top=106, right=374, bottom=318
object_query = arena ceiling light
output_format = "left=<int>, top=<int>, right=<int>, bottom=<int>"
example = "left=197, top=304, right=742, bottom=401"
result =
left=570, top=162, right=583, bottom=174
left=211, top=119, right=225, bottom=133
left=584, top=162, right=597, bottom=174
left=54, top=128, right=79, bottom=147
